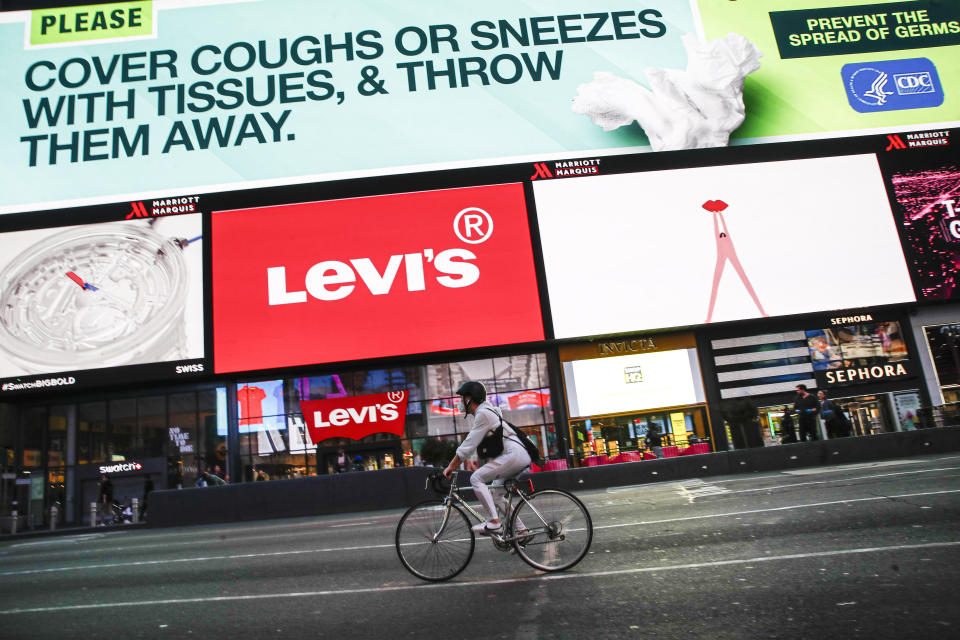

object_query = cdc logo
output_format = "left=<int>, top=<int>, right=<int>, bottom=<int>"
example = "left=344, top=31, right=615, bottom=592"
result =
left=841, top=58, right=943, bottom=113
left=894, top=72, right=934, bottom=95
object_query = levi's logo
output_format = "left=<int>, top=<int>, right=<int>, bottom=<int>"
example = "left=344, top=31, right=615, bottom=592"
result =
left=300, top=391, right=409, bottom=441
left=267, top=248, right=479, bottom=305
left=267, top=206, right=491, bottom=305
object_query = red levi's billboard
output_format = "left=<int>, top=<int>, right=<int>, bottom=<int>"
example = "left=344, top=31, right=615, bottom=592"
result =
left=211, top=183, right=543, bottom=373
left=301, top=391, right=409, bottom=441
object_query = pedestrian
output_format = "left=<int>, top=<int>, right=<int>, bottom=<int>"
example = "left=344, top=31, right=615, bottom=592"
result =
left=794, top=384, right=820, bottom=441
left=98, top=474, right=114, bottom=524
left=199, top=468, right=227, bottom=486
left=142, top=474, right=153, bottom=516
left=779, top=407, right=798, bottom=444
left=335, top=448, right=348, bottom=473
left=255, top=468, right=269, bottom=481
left=818, top=391, right=851, bottom=438
left=645, top=426, right=664, bottom=458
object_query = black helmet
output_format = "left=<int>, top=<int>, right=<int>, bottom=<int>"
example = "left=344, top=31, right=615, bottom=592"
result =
left=456, top=380, right=486, bottom=405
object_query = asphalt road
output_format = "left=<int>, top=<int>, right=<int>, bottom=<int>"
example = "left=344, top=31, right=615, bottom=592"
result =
left=2, top=454, right=959, bottom=639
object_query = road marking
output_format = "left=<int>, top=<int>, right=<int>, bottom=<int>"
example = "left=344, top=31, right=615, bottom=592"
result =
left=604, top=465, right=960, bottom=496
left=675, top=479, right=731, bottom=503
left=331, top=522, right=375, bottom=528
left=708, top=467, right=960, bottom=497
left=782, top=459, right=923, bottom=475
left=3, top=488, right=957, bottom=577
left=593, top=488, right=960, bottom=532
left=0, top=540, right=957, bottom=615
left=0, top=543, right=396, bottom=576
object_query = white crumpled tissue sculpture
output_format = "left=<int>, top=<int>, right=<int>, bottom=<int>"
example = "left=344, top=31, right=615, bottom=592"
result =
left=571, top=33, right=763, bottom=151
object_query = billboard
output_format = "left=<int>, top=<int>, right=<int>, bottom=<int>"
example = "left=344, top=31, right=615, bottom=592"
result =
left=887, top=161, right=960, bottom=300
left=711, top=314, right=913, bottom=399
left=533, top=154, right=917, bottom=339
left=563, top=348, right=705, bottom=417
left=301, top=390, right=409, bottom=442
left=700, top=0, right=960, bottom=139
left=2, top=0, right=958, bottom=214
left=211, top=183, right=543, bottom=373
left=0, top=213, right=205, bottom=393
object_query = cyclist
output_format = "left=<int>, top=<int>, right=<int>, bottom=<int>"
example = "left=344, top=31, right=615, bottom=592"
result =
left=443, top=381, right=531, bottom=535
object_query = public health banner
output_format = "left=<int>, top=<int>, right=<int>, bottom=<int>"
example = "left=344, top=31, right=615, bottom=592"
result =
left=699, top=0, right=960, bottom=140
left=1, top=0, right=958, bottom=214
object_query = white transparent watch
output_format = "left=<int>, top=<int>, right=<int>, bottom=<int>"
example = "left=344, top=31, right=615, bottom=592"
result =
left=0, top=221, right=190, bottom=375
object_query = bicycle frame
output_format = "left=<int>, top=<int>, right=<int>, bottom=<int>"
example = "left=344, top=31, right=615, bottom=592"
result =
left=428, top=472, right=560, bottom=545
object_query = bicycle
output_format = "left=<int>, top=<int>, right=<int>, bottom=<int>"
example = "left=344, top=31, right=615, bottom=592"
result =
left=395, top=471, right=593, bottom=582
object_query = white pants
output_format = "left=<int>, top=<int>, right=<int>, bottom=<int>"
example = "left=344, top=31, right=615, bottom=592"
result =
left=470, top=443, right=530, bottom=522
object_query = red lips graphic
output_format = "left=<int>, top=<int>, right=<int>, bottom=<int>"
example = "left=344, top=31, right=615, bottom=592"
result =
left=702, top=200, right=728, bottom=213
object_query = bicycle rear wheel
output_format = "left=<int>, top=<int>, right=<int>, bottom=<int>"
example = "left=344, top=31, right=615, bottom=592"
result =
left=395, top=500, right=475, bottom=581
left=510, top=489, right=592, bottom=572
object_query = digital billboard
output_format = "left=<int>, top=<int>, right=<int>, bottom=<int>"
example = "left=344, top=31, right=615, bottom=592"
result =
left=211, top=183, right=543, bottom=373
left=237, top=380, right=286, bottom=432
left=0, top=213, right=205, bottom=393
left=533, top=154, right=917, bottom=339
left=2, top=0, right=957, bottom=214
left=711, top=314, right=914, bottom=399
left=563, top=349, right=705, bottom=418
left=887, top=161, right=960, bottom=300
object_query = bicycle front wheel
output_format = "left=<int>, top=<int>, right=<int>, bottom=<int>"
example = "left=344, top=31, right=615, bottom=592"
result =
left=395, top=500, right=475, bottom=581
left=510, top=489, right=592, bottom=572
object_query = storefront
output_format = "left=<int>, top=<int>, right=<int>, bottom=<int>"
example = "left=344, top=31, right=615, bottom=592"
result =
left=0, top=349, right=559, bottom=526
left=231, top=352, right=558, bottom=478
left=0, top=386, right=225, bottom=527
left=558, top=333, right=712, bottom=466
left=908, top=304, right=960, bottom=405
left=704, top=307, right=927, bottom=446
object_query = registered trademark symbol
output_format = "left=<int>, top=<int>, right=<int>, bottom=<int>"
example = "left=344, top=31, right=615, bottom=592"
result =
left=454, top=207, right=493, bottom=244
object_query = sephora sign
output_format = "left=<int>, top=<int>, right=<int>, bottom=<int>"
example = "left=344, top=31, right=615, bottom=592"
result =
left=301, top=391, right=409, bottom=442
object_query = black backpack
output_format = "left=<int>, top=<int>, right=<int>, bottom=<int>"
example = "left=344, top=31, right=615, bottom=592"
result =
left=477, top=408, right=542, bottom=466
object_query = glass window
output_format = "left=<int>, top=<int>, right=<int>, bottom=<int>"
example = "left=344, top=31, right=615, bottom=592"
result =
left=237, top=380, right=285, bottom=424
left=450, top=358, right=496, bottom=392
left=168, top=392, right=198, bottom=487
left=198, top=389, right=227, bottom=482
left=426, top=397, right=459, bottom=436
left=78, top=401, right=106, bottom=465
left=925, top=324, right=960, bottom=389
left=137, top=396, right=168, bottom=459
left=48, top=405, right=68, bottom=467
left=108, top=398, right=137, bottom=462
left=426, top=363, right=453, bottom=398
left=22, top=406, right=44, bottom=468
left=498, top=387, right=552, bottom=427
left=404, top=402, right=429, bottom=439
left=492, top=354, right=543, bottom=392
left=0, top=403, right=14, bottom=471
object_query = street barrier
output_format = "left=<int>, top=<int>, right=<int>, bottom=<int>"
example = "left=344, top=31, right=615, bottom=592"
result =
left=147, top=426, right=960, bottom=528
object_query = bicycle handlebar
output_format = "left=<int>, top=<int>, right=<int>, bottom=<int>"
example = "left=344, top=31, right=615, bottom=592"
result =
left=426, top=471, right=454, bottom=495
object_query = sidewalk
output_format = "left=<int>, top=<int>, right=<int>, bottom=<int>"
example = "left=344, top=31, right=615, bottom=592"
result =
left=1, top=520, right=149, bottom=542
left=7, top=426, right=960, bottom=536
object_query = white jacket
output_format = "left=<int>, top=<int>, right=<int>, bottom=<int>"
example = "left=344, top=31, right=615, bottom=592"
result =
left=455, top=401, right=522, bottom=460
